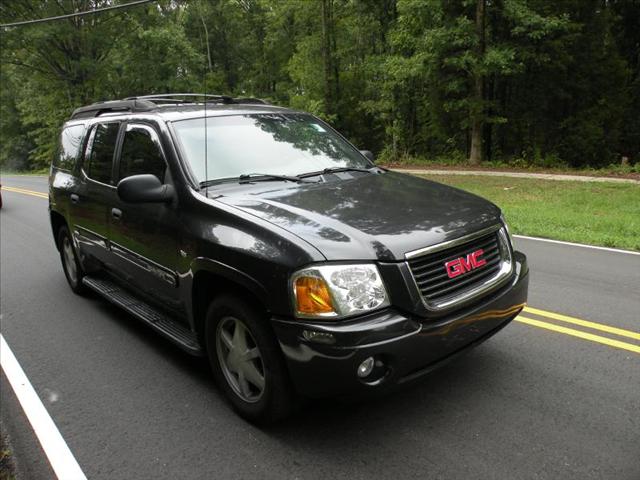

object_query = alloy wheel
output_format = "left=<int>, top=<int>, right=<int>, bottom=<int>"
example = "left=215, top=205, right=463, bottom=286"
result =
left=216, top=316, right=266, bottom=403
left=62, top=236, right=78, bottom=284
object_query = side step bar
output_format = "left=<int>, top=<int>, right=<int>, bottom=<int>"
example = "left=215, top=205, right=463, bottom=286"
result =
left=82, top=276, right=204, bottom=356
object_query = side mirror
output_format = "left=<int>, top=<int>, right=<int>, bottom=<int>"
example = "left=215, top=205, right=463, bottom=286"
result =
left=117, top=174, right=174, bottom=204
left=360, top=150, right=375, bottom=163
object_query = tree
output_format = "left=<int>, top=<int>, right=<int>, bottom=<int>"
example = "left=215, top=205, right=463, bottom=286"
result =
left=469, top=0, right=486, bottom=165
left=0, top=0, right=638, bottom=170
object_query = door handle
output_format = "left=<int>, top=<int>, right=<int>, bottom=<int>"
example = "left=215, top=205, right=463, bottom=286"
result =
left=111, top=208, right=122, bottom=220
left=70, top=193, right=79, bottom=204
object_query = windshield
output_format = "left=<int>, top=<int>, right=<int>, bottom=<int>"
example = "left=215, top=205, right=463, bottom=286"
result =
left=172, top=113, right=372, bottom=183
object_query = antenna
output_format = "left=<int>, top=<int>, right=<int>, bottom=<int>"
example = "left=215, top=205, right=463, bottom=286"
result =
left=204, top=85, right=208, bottom=196
left=200, top=1, right=209, bottom=196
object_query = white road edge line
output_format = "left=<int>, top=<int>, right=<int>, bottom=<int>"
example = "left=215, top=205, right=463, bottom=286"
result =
left=513, top=234, right=640, bottom=256
left=0, top=334, right=87, bottom=480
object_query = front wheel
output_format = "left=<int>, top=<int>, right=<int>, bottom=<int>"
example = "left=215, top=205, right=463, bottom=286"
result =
left=206, top=294, right=294, bottom=424
left=58, top=225, right=86, bottom=295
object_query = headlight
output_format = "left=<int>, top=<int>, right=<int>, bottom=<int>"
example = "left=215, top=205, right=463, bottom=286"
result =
left=500, top=213, right=514, bottom=248
left=291, top=264, right=389, bottom=319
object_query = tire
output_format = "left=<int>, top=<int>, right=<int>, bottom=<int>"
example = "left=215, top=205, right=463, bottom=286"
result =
left=58, top=225, right=87, bottom=295
left=205, top=294, right=294, bottom=424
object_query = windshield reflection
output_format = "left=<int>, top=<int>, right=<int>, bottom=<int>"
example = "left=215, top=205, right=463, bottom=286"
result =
left=173, top=113, right=371, bottom=182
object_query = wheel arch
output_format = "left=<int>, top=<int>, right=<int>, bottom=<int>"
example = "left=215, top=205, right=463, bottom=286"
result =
left=50, top=210, right=67, bottom=250
left=190, top=260, right=271, bottom=345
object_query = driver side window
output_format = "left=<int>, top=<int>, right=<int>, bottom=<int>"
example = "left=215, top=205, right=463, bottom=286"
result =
left=119, top=124, right=166, bottom=182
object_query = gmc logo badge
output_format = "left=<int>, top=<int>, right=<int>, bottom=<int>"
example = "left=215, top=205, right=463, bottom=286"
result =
left=445, top=249, right=487, bottom=279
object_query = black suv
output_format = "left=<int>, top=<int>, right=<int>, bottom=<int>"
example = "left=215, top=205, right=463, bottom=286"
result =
left=49, top=94, right=529, bottom=423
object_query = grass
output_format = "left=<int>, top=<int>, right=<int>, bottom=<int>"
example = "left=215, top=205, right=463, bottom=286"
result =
left=415, top=174, right=640, bottom=252
left=0, top=168, right=49, bottom=176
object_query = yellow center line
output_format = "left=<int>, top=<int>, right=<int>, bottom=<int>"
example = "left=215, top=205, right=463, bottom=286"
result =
left=516, top=316, right=640, bottom=354
left=524, top=306, right=640, bottom=341
left=2, top=186, right=48, bottom=199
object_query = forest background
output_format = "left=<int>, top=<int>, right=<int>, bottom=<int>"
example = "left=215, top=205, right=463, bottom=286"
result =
left=1, top=0, right=638, bottom=172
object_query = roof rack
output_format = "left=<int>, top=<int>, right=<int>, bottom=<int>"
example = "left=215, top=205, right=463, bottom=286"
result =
left=70, top=99, right=156, bottom=119
left=125, top=93, right=235, bottom=104
left=231, top=97, right=269, bottom=105
left=70, top=93, right=269, bottom=119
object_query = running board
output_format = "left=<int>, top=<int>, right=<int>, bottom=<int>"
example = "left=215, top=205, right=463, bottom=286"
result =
left=82, top=276, right=203, bottom=356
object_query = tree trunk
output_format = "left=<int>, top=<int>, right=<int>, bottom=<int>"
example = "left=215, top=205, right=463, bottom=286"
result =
left=469, top=0, right=485, bottom=166
left=321, top=0, right=335, bottom=115
left=484, top=75, right=494, bottom=161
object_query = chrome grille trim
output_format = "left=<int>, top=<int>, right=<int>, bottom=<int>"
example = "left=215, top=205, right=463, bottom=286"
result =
left=405, top=225, right=514, bottom=312
left=405, top=224, right=501, bottom=259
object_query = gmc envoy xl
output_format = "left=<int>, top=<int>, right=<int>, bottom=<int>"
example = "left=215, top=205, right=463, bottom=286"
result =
left=49, top=94, right=529, bottom=423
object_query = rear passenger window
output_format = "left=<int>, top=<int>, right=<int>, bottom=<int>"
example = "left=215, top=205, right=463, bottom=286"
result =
left=118, top=125, right=166, bottom=182
left=54, top=125, right=85, bottom=171
left=85, top=123, right=119, bottom=184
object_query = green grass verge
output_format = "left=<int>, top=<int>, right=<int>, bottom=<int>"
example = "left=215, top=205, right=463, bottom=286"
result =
left=0, top=168, right=49, bottom=176
left=416, top=174, right=640, bottom=252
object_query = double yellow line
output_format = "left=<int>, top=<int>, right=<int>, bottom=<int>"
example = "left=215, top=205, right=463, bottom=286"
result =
left=2, top=185, right=48, bottom=199
left=516, top=307, right=640, bottom=354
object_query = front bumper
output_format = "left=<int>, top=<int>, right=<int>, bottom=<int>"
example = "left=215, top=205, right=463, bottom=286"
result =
left=272, top=252, right=529, bottom=398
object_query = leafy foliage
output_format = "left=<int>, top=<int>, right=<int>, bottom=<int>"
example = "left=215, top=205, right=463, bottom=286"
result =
left=0, top=0, right=638, bottom=170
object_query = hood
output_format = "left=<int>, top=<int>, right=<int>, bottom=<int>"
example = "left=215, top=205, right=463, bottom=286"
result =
left=211, top=171, right=501, bottom=261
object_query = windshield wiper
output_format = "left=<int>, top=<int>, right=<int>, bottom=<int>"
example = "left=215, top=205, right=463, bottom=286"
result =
left=199, top=173, right=314, bottom=189
left=238, top=173, right=314, bottom=184
left=298, top=166, right=378, bottom=178
left=199, top=169, right=365, bottom=189
left=199, top=177, right=239, bottom=189
left=198, top=173, right=313, bottom=189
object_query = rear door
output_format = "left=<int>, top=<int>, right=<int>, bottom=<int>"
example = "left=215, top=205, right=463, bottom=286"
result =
left=50, top=123, right=86, bottom=224
left=70, top=121, right=121, bottom=266
left=108, top=122, right=182, bottom=313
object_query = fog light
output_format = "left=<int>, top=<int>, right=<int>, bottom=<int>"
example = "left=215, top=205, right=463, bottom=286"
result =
left=357, top=357, right=375, bottom=378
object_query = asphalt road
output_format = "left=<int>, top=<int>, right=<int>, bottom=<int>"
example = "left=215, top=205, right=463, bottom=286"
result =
left=1, top=176, right=639, bottom=480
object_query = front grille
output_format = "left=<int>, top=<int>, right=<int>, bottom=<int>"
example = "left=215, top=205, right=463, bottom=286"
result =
left=407, top=228, right=509, bottom=310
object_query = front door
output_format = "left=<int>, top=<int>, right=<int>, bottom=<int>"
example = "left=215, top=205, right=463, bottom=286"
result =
left=108, top=123, right=182, bottom=314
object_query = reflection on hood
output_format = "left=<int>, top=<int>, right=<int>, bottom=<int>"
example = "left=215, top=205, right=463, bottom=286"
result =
left=213, top=172, right=501, bottom=261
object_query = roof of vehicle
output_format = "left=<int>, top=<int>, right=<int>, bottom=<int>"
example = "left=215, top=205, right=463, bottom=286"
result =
left=69, top=94, right=295, bottom=122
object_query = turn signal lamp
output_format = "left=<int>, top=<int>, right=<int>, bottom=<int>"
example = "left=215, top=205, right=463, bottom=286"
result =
left=294, top=275, right=336, bottom=316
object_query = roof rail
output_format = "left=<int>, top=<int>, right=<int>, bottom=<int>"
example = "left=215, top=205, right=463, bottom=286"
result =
left=126, top=93, right=269, bottom=105
left=125, top=93, right=235, bottom=104
left=233, top=97, right=269, bottom=105
left=70, top=99, right=156, bottom=119
left=70, top=93, right=269, bottom=120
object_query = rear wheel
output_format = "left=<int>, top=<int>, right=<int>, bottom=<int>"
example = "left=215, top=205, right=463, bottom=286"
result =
left=205, top=294, right=294, bottom=424
left=58, top=225, right=86, bottom=294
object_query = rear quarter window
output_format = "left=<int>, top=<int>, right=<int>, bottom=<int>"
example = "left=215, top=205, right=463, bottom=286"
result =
left=84, top=122, right=120, bottom=184
left=53, top=124, right=85, bottom=171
